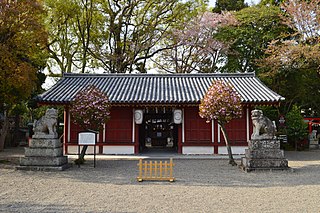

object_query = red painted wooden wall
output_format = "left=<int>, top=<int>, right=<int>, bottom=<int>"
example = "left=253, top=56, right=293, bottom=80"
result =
left=222, top=108, right=248, bottom=145
left=184, top=107, right=212, bottom=145
left=68, top=107, right=133, bottom=145
left=66, top=106, right=249, bottom=149
left=69, top=123, right=85, bottom=144
left=105, top=107, right=132, bottom=144
left=184, top=106, right=248, bottom=146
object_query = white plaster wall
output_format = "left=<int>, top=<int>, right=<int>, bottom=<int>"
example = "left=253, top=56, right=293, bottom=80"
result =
left=67, top=145, right=98, bottom=154
left=103, top=146, right=134, bottom=154
left=218, top=146, right=247, bottom=155
left=182, top=146, right=214, bottom=155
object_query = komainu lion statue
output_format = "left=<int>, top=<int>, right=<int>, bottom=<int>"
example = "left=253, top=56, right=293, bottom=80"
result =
left=33, top=108, right=58, bottom=138
left=251, top=109, right=276, bottom=140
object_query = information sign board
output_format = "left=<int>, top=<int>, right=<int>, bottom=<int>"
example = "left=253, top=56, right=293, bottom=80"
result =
left=78, top=132, right=96, bottom=145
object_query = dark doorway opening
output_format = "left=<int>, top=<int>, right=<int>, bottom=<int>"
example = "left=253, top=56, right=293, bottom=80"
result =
left=139, top=108, right=178, bottom=153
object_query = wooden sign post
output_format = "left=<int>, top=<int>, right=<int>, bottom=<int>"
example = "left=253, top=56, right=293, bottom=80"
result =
left=78, top=131, right=97, bottom=168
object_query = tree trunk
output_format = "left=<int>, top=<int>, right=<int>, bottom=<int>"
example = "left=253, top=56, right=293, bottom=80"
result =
left=0, top=111, right=9, bottom=151
left=79, top=145, right=88, bottom=160
left=219, top=122, right=237, bottom=166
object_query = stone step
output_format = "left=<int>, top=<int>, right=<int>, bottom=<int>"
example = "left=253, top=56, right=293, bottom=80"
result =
left=24, top=147, right=63, bottom=157
left=16, top=164, right=71, bottom=171
left=20, top=156, right=68, bottom=166
left=241, top=157, right=288, bottom=168
left=245, top=149, right=285, bottom=159
left=29, top=138, right=62, bottom=148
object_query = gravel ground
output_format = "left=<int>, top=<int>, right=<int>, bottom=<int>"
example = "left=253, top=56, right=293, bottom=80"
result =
left=1, top=149, right=320, bottom=213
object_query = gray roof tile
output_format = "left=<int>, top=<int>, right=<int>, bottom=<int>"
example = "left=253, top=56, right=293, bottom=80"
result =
left=37, top=73, right=284, bottom=104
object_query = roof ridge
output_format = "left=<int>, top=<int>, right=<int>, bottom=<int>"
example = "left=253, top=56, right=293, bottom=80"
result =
left=63, top=72, right=255, bottom=78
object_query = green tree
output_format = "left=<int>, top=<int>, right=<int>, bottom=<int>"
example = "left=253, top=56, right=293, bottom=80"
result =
left=285, top=105, right=308, bottom=151
left=213, top=0, right=247, bottom=13
left=0, top=0, right=48, bottom=151
left=260, top=0, right=320, bottom=115
left=199, top=80, right=242, bottom=166
left=45, top=0, right=201, bottom=74
left=91, top=0, right=200, bottom=73
left=261, top=66, right=320, bottom=117
left=259, top=0, right=284, bottom=6
left=45, top=0, right=101, bottom=74
left=216, top=5, right=288, bottom=73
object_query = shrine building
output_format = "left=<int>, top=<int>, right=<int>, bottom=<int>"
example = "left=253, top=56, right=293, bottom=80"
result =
left=36, top=72, right=284, bottom=155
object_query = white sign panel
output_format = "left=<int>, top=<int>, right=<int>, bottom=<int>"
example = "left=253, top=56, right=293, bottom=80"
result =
left=78, top=132, right=96, bottom=145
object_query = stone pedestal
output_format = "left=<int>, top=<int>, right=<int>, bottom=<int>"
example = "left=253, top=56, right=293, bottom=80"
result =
left=309, top=139, right=319, bottom=149
left=240, top=139, right=289, bottom=172
left=17, top=138, right=69, bottom=171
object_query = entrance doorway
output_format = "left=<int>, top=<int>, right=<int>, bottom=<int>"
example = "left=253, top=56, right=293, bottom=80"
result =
left=139, top=107, right=178, bottom=153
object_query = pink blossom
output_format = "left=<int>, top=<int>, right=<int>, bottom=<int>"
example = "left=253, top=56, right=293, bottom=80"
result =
left=70, top=85, right=111, bottom=131
left=199, top=80, right=242, bottom=124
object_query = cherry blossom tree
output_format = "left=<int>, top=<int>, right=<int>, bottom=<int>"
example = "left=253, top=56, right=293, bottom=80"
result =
left=70, top=85, right=110, bottom=163
left=262, top=0, right=320, bottom=73
left=282, top=0, right=320, bottom=40
left=260, top=0, right=320, bottom=115
left=70, top=85, right=110, bottom=132
left=199, top=80, right=242, bottom=165
left=155, top=11, right=237, bottom=73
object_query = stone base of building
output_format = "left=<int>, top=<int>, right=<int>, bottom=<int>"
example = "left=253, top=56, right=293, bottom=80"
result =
left=19, top=138, right=69, bottom=171
left=240, top=139, right=289, bottom=172
left=16, top=163, right=71, bottom=171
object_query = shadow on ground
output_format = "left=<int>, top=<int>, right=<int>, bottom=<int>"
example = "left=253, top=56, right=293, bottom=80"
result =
left=30, top=157, right=320, bottom=188
left=1, top=147, right=320, bottom=188
left=0, top=202, right=77, bottom=213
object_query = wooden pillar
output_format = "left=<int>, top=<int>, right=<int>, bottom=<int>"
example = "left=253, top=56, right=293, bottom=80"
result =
left=214, top=145, right=218, bottom=154
left=182, top=108, right=185, bottom=143
left=98, top=129, right=103, bottom=154
left=178, top=125, right=182, bottom=154
left=63, top=106, right=69, bottom=154
left=246, top=106, right=250, bottom=142
left=212, top=120, right=218, bottom=154
left=135, top=124, right=139, bottom=154
left=133, top=108, right=140, bottom=154
left=99, top=123, right=106, bottom=154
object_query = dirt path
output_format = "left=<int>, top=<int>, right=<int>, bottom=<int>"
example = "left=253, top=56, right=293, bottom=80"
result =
left=1, top=149, right=320, bottom=212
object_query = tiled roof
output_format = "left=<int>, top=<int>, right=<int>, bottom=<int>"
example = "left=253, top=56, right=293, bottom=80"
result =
left=36, top=73, right=284, bottom=105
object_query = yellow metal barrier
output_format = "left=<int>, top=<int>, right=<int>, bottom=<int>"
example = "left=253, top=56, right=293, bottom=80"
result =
left=137, top=158, right=175, bottom=182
